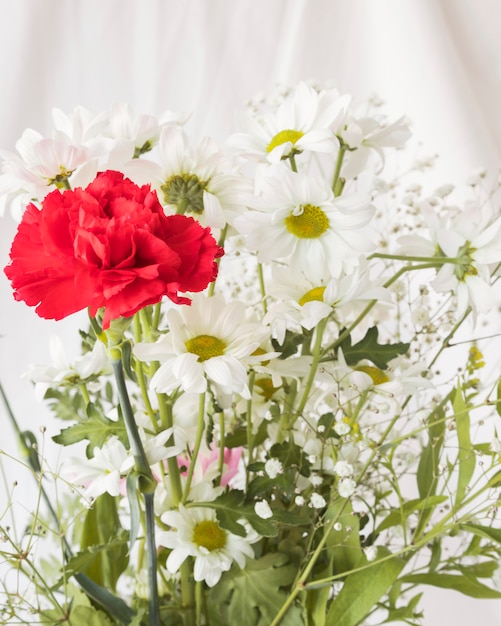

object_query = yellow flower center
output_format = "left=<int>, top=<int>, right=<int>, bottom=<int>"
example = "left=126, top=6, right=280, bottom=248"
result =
left=266, top=129, right=304, bottom=153
left=355, top=365, right=389, bottom=385
left=285, top=204, right=330, bottom=239
left=185, top=335, right=226, bottom=361
left=255, top=377, right=280, bottom=401
left=251, top=347, right=270, bottom=366
left=192, top=520, right=227, bottom=551
left=298, top=286, right=326, bottom=306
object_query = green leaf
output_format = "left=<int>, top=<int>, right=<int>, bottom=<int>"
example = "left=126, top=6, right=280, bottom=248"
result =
left=79, top=493, right=129, bottom=591
left=460, top=522, right=501, bottom=544
left=196, top=490, right=278, bottom=537
left=401, top=573, right=501, bottom=599
left=375, top=496, right=447, bottom=534
left=208, top=553, right=305, bottom=626
left=416, top=406, right=446, bottom=501
left=386, top=592, right=423, bottom=622
left=324, top=499, right=362, bottom=575
left=272, top=330, right=308, bottom=360
left=338, top=326, right=410, bottom=370
left=126, top=471, right=142, bottom=550
left=452, top=385, right=476, bottom=506
left=53, top=402, right=127, bottom=454
left=325, top=550, right=407, bottom=626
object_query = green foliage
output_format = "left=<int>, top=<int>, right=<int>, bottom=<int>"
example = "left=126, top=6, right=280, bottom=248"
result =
left=325, top=550, right=407, bottom=626
left=452, top=384, right=476, bottom=506
left=401, top=572, right=501, bottom=599
left=53, top=401, right=128, bottom=454
left=77, top=494, right=129, bottom=591
left=208, top=553, right=305, bottom=626
left=337, top=326, right=410, bottom=369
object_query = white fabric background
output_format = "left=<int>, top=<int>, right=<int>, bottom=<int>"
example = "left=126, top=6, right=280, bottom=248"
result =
left=1, top=1, right=500, bottom=623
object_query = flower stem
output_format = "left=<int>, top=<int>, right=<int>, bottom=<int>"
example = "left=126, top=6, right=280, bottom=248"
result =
left=288, top=318, right=327, bottom=428
left=110, top=354, right=160, bottom=626
left=182, top=393, right=206, bottom=504
left=332, top=144, right=347, bottom=196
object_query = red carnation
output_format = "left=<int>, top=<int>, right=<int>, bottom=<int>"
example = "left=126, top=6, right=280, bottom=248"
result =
left=4, top=170, right=223, bottom=329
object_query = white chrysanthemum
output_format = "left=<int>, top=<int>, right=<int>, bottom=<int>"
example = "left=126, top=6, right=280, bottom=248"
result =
left=339, top=113, right=411, bottom=179
left=123, top=125, right=250, bottom=228
left=431, top=206, right=501, bottom=319
left=235, top=168, right=375, bottom=281
left=134, top=294, right=271, bottom=398
left=229, top=81, right=350, bottom=163
left=63, top=436, right=128, bottom=502
left=264, top=263, right=389, bottom=342
left=24, top=336, right=110, bottom=400
left=158, top=505, right=257, bottom=587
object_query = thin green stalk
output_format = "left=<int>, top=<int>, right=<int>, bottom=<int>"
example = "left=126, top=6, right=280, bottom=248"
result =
left=110, top=354, right=160, bottom=626
left=246, top=372, right=256, bottom=470
left=332, top=144, right=347, bottom=196
left=182, top=393, right=206, bottom=504
left=216, top=412, right=226, bottom=487
left=208, top=224, right=228, bottom=297
left=288, top=319, right=327, bottom=428
left=158, top=393, right=184, bottom=505
left=368, top=252, right=458, bottom=264
left=257, top=262, right=268, bottom=314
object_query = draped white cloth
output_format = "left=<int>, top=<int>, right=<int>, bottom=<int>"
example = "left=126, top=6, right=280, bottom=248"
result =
left=1, top=1, right=500, bottom=622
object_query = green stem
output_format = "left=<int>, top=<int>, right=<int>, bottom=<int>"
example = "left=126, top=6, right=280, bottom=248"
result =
left=257, top=262, right=268, bottom=314
left=332, top=144, right=347, bottom=196
left=110, top=355, right=160, bottom=626
left=246, top=372, right=256, bottom=470
left=368, top=252, right=458, bottom=264
left=208, top=224, right=228, bottom=297
left=158, top=394, right=184, bottom=505
left=182, top=393, right=206, bottom=504
left=288, top=319, right=327, bottom=428
left=216, top=412, right=226, bottom=487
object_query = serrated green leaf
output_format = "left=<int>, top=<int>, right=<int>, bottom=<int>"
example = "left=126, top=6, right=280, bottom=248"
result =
left=209, top=553, right=305, bottom=626
left=195, top=490, right=278, bottom=537
left=325, top=550, right=407, bottom=626
left=452, top=385, right=476, bottom=506
left=338, top=326, right=410, bottom=370
left=272, top=330, right=308, bottom=360
left=401, top=573, right=501, bottom=599
left=53, top=402, right=127, bottom=454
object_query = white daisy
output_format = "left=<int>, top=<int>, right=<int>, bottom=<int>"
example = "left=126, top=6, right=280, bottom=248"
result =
left=431, top=204, right=501, bottom=318
left=339, top=112, right=411, bottom=179
left=158, top=505, right=257, bottom=587
left=235, top=167, right=375, bottom=280
left=24, top=336, right=110, bottom=400
left=229, top=81, right=350, bottom=163
left=62, top=436, right=128, bottom=502
left=134, top=294, right=271, bottom=398
left=123, top=125, right=250, bottom=228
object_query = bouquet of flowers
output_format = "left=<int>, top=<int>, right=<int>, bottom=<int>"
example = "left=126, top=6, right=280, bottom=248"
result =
left=1, top=82, right=501, bottom=626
